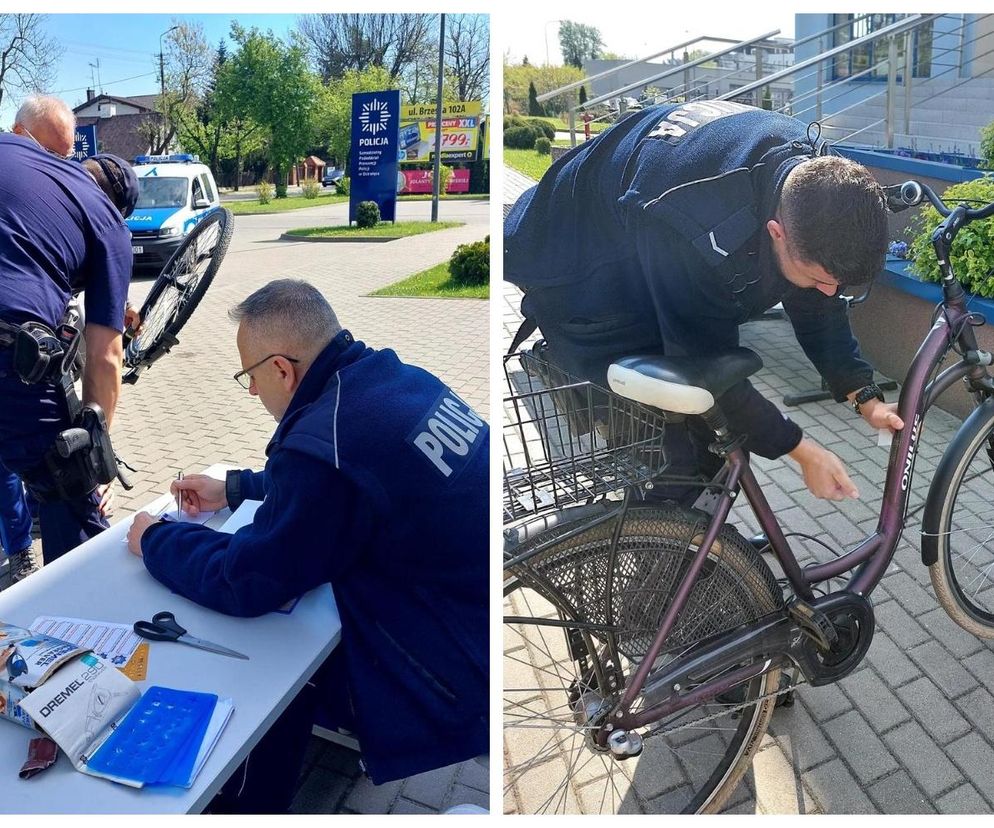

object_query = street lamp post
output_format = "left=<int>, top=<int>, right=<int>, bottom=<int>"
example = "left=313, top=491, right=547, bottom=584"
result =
left=431, top=14, right=445, bottom=223
left=544, top=20, right=563, bottom=66
left=157, top=25, right=179, bottom=155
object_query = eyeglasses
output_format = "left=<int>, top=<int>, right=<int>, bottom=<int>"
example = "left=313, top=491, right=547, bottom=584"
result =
left=233, top=354, right=299, bottom=389
left=20, top=127, right=73, bottom=160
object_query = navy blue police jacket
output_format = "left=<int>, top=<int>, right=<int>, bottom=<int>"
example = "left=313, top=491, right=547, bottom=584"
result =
left=504, top=101, right=876, bottom=459
left=141, top=330, right=489, bottom=783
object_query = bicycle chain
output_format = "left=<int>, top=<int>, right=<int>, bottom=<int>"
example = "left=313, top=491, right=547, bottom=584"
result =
left=636, top=671, right=806, bottom=742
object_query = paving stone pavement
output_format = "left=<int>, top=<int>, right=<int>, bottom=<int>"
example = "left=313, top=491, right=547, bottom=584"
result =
left=502, top=165, right=994, bottom=815
left=2, top=198, right=490, bottom=814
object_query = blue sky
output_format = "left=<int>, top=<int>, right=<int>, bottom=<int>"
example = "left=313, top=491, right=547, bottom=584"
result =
left=1, top=14, right=299, bottom=125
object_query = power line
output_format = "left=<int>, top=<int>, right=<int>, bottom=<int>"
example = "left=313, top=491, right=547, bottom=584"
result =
left=53, top=71, right=158, bottom=96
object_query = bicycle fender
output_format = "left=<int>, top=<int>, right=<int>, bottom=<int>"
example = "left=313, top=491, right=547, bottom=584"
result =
left=921, top=397, right=994, bottom=566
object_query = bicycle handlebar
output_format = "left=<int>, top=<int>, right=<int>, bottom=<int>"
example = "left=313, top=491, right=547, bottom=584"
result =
left=886, top=180, right=994, bottom=221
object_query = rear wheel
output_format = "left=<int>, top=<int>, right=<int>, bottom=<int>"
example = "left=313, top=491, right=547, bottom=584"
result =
left=504, top=504, right=784, bottom=814
left=123, top=207, right=233, bottom=381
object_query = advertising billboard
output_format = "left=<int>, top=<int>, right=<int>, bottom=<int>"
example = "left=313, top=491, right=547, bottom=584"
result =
left=398, top=101, right=482, bottom=163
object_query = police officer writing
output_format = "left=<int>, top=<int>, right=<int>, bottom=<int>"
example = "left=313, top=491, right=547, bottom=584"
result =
left=126, top=279, right=488, bottom=812
left=505, top=100, right=903, bottom=503
left=0, top=94, right=138, bottom=572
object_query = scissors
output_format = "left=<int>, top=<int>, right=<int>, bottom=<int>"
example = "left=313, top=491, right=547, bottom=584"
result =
left=133, top=611, right=249, bottom=661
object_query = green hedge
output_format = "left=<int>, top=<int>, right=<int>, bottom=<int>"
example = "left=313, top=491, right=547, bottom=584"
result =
left=449, top=236, right=490, bottom=286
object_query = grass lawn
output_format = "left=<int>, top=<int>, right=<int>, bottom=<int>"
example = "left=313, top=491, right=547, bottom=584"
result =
left=227, top=193, right=348, bottom=215
left=284, top=221, right=462, bottom=239
left=505, top=148, right=553, bottom=181
left=370, top=261, right=488, bottom=299
left=546, top=117, right=610, bottom=134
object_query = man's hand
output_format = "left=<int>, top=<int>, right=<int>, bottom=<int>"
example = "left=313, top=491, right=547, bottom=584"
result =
left=127, top=512, right=157, bottom=557
left=788, top=438, right=860, bottom=501
left=124, top=304, right=143, bottom=336
left=170, top=474, right=227, bottom=517
left=858, top=398, right=904, bottom=433
left=96, top=483, right=114, bottom=518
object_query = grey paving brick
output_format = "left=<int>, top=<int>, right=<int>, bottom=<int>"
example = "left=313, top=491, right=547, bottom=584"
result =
left=895, top=676, right=971, bottom=745
left=401, top=764, right=460, bottom=810
left=867, top=770, right=935, bottom=814
left=838, top=667, right=910, bottom=733
left=947, top=733, right=994, bottom=803
left=768, top=697, right=837, bottom=772
left=344, top=776, right=403, bottom=814
left=822, top=710, right=899, bottom=784
left=866, top=632, right=923, bottom=687
left=954, top=687, right=994, bottom=745
left=447, top=783, right=491, bottom=812
left=456, top=758, right=490, bottom=793
left=882, top=720, right=963, bottom=798
left=802, top=758, right=877, bottom=814
left=907, top=640, right=980, bottom=699
left=392, top=797, right=437, bottom=815
left=873, top=599, right=931, bottom=650
left=881, top=571, right=944, bottom=617
left=751, top=742, right=816, bottom=814
left=289, top=767, right=354, bottom=814
left=963, top=647, right=994, bottom=684
left=798, top=681, right=854, bottom=723
left=917, top=607, right=986, bottom=659
left=936, top=783, right=992, bottom=814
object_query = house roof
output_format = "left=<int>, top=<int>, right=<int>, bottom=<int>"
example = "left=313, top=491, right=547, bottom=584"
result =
left=77, top=112, right=163, bottom=162
left=303, top=155, right=326, bottom=167
left=73, top=93, right=159, bottom=114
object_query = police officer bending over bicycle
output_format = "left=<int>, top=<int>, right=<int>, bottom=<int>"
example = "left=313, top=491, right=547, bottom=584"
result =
left=0, top=95, right=138, bottom=575
left=126, top=279, right=489, bottom=812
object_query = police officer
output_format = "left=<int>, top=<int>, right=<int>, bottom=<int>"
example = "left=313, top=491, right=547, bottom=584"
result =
left=505, top=100, right=904, bottom=503
left=126, top=279, right=488, bottom=811
left=0, top=95, right=138, bottom=569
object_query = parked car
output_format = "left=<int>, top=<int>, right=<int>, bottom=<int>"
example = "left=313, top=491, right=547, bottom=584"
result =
left=126, top=154, right=220, bottom=274
left=322, top=167, right=345, bottom=187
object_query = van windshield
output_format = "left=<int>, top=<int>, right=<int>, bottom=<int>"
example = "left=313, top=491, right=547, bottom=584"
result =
left=135, top=177, right=188, bottom=209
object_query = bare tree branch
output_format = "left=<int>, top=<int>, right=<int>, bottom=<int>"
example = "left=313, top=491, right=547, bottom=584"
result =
left=0, top=14, right=60, bottom=115
left=445, top=14, right=489, bottom=102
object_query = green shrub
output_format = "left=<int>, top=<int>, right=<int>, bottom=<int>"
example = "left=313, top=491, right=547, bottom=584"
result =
left=982, top=121, right=994, bottom=170
left=439, top=164, right=454, bottom=194
left=301, top=179, right=321, bottom=199
left=468, top=159, right=489, bottom=194
left=505, top=125, right=540, bottom=149
left=527, top=118, right=556, bottom=141
left=356, top=200, right=380, bottom=229
left=449, top=236, right=490, bottom=286
left=335, top=176, right=350, bottom=196
left=257, top=180, right=274, bottom=204
left=534, top=137, right=551, bottom=155
left=907, top=175, right=994, bottom=297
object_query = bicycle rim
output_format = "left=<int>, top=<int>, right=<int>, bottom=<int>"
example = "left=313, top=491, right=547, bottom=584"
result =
left=503, top=505, right=782, bottom=814
left=124, top=208, right=232, bottom=371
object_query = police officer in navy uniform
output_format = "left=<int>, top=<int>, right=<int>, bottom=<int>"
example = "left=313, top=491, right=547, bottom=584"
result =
left=127, top=279, right=488, bottom=812
left=0, top=95, right=137, bottom=572
left=505, top=100, right=904, bottom=503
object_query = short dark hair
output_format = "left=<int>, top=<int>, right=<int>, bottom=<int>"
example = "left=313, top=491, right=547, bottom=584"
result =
left=779, top=156, right=888, bottom=286
left=82, top=154, right=139, bottom=218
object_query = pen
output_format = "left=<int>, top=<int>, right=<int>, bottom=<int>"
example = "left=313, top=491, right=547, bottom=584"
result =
left=176, top=471, right=183, bottom=520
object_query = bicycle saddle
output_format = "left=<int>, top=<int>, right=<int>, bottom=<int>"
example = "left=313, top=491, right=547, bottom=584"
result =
left=607, top=348, right=763, bottom=414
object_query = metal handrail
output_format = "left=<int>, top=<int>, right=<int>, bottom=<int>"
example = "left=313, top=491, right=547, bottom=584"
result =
left=582, top=30, right=781, bottom=110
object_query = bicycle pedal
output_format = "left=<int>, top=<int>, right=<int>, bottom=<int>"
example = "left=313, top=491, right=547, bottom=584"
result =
left=787, top=598, right=839, bottom=651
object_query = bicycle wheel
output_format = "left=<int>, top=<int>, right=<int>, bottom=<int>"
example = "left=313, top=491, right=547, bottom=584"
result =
left=123, top=207, right=233, bottom=377
left=925, top=399, right=994, bottom=636
left=504, top=503, right=783, bottom=814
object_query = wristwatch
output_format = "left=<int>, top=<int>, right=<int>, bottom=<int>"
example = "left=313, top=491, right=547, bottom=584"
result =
left=225, top=469, right=243, bottom=510
left=851, top=383, right=885, bottom=415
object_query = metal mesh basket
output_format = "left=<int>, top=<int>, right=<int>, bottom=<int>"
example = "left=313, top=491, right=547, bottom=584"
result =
left=503, top=347, right=667, bottom=524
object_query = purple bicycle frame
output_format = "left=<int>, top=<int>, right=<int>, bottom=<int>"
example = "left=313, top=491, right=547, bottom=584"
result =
left=615, top=289, right=987, bottom=721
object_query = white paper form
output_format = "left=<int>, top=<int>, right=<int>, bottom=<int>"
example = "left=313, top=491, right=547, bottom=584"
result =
left=217, top=500, right=263, bottom=534
left=30, top=616, right=143, bottom=668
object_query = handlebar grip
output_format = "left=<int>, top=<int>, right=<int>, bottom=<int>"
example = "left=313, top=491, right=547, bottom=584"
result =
left=117, top=465, right=134, bottom=490
left=900, top=181, right=923, bottom=207
left=55, top=428, right=91, bottom=459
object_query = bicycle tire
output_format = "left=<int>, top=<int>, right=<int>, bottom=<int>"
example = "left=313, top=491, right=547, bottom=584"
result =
left=504, top=503, right=783, bottom=814
left=123, top=207, right=233, bottom=376
left=924, top=398, right=994, bottom=636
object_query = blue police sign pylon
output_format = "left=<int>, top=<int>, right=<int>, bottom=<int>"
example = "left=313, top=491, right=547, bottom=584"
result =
left=349, top=90, right=400, bottom=223
left=72, top=125, right=97, bottom=162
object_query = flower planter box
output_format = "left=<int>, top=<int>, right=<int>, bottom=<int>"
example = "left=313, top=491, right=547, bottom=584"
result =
left=849, top=259, right=994, bottom=420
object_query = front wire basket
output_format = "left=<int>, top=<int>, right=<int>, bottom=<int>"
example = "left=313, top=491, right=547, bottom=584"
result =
left=503, top=348, right=667, bottom=525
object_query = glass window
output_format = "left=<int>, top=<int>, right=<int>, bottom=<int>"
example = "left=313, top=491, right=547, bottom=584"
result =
left=831, top=14, right=933, bottom=81
left=199, top=173, right=215, bottom=203
left=134, top=177, right=188, bottom=209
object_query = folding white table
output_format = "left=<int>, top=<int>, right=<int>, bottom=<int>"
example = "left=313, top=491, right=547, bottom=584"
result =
left=0, top=466, right=340, bottom=813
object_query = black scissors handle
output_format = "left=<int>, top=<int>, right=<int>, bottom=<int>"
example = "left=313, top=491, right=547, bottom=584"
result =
left=133, top=611, right=187, bottom=642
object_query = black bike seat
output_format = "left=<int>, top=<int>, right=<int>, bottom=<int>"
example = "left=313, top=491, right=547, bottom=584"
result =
left=607, top=348, right=763, bottom=414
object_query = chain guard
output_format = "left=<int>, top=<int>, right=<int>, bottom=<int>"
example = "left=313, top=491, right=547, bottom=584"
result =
left=789, top=592, right=875, bottom=686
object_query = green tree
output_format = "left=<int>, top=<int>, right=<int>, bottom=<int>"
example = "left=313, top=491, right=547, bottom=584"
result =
left=558, top=21, right=603, bottom=69
left=227, top=24, right=319, bottom=197
left=527, top=81, right=545, bottom=116
left=504, top=61, right=584, bottom=116
left=578, top=85, right=587, bottom=107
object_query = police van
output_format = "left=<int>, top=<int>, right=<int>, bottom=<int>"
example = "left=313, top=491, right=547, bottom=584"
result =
left=126, top=155, right=221, bottom=273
